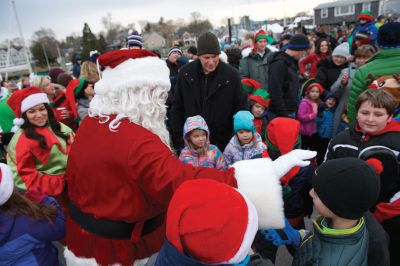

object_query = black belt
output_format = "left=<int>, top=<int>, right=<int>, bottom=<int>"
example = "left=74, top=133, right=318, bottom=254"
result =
left=69, top=202, right=164, bottom=240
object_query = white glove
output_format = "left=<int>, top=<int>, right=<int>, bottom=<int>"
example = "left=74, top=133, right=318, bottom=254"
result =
left=272, top=149, right=317, bottom=178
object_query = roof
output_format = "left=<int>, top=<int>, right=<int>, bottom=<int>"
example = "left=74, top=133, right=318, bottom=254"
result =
left=314, top=0, right=377, bottom=10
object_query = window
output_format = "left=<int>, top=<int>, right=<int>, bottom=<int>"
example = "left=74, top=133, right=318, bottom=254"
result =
left=334, top=5, right=355, bottom=16
left=321, top=8, right=328, bottom=18
left=362, top=2, right=371, bottom=11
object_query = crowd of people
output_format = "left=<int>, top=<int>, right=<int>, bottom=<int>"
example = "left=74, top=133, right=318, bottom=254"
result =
left=0, top=10, right=399, bottom=266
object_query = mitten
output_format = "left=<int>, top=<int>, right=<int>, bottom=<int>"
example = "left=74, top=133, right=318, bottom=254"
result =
left=260, top=218, right=301, bottom=248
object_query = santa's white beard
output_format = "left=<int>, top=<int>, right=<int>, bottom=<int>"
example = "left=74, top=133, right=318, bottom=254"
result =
left=89, top=84, right=171, bottom=148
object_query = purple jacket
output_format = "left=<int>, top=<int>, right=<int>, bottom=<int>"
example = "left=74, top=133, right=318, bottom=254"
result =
left=297, top=98, right=318, bottom=136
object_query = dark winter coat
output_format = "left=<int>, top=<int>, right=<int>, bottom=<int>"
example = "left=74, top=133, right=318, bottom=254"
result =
left=267, top=51, right=300, bottom=117
left=315, top=58, right=348, bottom=93
left=292, top=216, right=369, bottom=266
left=152, top=240, right=273, bottom=266
left=171, top=59, right=248, bottom=151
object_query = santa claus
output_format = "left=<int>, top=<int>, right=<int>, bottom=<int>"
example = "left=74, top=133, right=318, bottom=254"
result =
left=64, top=49, right=315, bottom=266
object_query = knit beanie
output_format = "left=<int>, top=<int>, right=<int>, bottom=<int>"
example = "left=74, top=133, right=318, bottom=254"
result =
left=302, top=78, right=324, bottom=95
left=249, top=89, right=270, bottom=108
left=187, top=46, right=198, bottom=55
left=48, top=67, right=65, bottom=84
left=168, top=46, right=183, bottom=57
left=233, top=111, right=255, bottom=133
left=127, top=31, right=143, bottom=48
left=332, top=42, right=350, bottom=58
left=241, top=78, right=261, bottom=94
left=358, top=10, right=374, bottom=22
left=286, top=34, right=310, bottom=51
left=313, top=158, right=380, bottom=219
left=165, top=179, right=258, bottom=264
left=377, top=22, right=400, bottom=49
left=197, top=32, right=221, bottom=56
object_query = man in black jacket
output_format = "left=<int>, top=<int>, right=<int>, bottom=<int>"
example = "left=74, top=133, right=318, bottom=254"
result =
left=171, top=32, right=248, bottom=152
left=267, top=34, right=310, bottom=119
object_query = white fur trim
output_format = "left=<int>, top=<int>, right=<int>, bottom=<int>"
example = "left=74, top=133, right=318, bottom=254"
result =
left=21, top=93, right=49, bottom=113
left=64, top=247, right=148, bottom=266
left=64, top=247, right=101, bottom=266
left=94, top=56, right=170, bottom=97
left=227, top=190, right=258, bottom=264
left=0, top=163, right=14, bottom=205
left=232, top=158, right=285, bottom=229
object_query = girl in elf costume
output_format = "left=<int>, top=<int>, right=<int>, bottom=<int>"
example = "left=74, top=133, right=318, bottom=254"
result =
left=6, top=86, right=74, bottom=212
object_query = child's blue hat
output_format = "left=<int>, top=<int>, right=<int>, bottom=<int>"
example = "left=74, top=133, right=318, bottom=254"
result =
left=233, top=111, right=255, bottom=133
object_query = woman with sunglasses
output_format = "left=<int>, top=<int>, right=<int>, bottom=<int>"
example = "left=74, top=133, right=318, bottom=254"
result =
left=32, top=75, right=76, bottom=130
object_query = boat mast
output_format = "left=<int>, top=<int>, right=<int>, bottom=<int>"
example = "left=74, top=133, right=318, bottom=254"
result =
left=11, top=0, right=33, bottom=74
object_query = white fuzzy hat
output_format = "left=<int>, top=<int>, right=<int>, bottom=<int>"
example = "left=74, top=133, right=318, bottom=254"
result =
left=0, top=163, right=14, bottom=205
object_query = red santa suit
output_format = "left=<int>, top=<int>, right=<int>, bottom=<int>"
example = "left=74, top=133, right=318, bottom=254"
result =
left=64, top=49, right=315, bottom=266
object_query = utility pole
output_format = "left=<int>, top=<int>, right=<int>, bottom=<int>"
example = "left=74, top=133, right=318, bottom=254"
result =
left=11, top=0, right=33, bottom=74
left=283, top=0, right=287, bottom=27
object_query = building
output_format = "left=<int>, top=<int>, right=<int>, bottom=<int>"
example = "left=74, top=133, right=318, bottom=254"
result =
left=142, top=32, right=166, bottom=51
left=314, top=0, right=379, bottom=26
left=0, top=47, right=31, bottom=74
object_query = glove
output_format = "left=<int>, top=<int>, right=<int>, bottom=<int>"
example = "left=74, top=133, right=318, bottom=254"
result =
left=260, top=218, right=301, bottom=248
left=25, top=189, right=46, bottom=204
left=271, top=149, right=316, bottom=178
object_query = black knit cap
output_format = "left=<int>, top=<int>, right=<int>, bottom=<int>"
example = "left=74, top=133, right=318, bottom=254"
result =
left=377, top=22, right=400, bottom=49
left=286, top=34, right=310, bottom=51
left=197, top=32, right=221, bottom=56
left=313, top=158, right=380, bottom=219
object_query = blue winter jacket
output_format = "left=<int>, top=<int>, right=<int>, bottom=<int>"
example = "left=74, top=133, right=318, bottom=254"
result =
left=0, top=196, right=65, bottom=266
left=317, top=108, right=335, bottom=139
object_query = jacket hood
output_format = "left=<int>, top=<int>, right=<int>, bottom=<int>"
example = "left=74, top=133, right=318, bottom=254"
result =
left=268, top=51, right=294, bottom=66
left=355, top=120, right=400, bottom=139
left=155, top=240, right=249, bottom=266
left=230, top=131, right=263, bottom=150
left=183, top=115, right=210, bottom=146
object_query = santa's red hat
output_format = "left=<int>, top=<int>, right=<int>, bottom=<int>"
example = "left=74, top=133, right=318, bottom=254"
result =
left=0, top=163, right=14, bottom=205
left=6, top=86, right=49, bottom=132
left=166, top=179, right=258, bottom=264
left=264, top=118, right=302, bottom=186
left=91, top=49, right=170, bottom=113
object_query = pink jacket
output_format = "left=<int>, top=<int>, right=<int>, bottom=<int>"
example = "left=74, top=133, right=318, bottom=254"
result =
left=297, top=98, right=318, bottom=136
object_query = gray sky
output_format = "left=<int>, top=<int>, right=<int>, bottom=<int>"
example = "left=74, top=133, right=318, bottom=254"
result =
left=0, top=0, right=331, bottom=43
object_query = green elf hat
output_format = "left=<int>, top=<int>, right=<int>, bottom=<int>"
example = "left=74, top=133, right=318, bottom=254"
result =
left=253, top=29, right=267, bottom=53
left=241, top=78, right=261, bottom=94
left=358, top=10, right=374, bottom=22
left=249, top=88, right=270, bottom=108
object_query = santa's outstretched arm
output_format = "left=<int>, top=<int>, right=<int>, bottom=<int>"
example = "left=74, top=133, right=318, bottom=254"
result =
left=232, top=149, right=316, bottom=229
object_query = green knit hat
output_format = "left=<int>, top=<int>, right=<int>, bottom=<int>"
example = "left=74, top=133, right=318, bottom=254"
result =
left=249, top=89, right=270, bottom=108
left=197, top=32, right=221, bottom=56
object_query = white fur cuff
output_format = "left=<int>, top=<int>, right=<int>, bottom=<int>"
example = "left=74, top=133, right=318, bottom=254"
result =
left=232, top=158, right=285, bottom=229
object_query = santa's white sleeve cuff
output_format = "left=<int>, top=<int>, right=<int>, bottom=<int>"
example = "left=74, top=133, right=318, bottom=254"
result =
left=232, top=158, right=285, bottom=229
